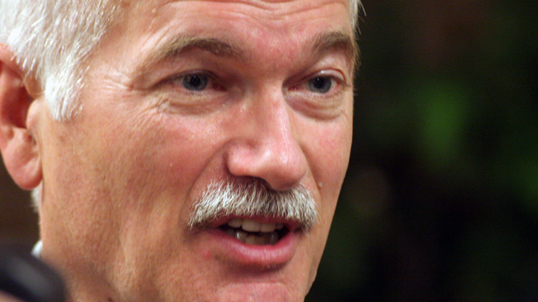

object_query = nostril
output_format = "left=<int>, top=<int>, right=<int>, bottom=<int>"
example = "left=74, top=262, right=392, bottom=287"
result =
left=223, top=100, right=308, bottom=191
left=225, top=143, right=307, bottom=191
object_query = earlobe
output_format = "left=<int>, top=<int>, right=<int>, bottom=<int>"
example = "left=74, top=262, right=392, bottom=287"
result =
left=0, top=44, right=43, bottom=190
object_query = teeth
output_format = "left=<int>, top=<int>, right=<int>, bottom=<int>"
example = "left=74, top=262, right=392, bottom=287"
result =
left=227, top=229, right=280, bottom=245
left=227, top=219, right=284, bottom=233
left=223, top=218, right=285, bottom=245
left=242, top=219, right=262, bottom=232
left=235, top=230, right=248, bottom=242
left=245, top=234, right=257, bottom=245
left=228, top=218, right=242, bottom=228
left=268, top=232, right=279, bottom=245
left=260, top=223, right=276, bottom=233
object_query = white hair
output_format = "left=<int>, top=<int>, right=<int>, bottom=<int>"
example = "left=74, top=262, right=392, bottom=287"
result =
left=0, top=0, right=118, bottom=121
left=1, top=0, right=362, bottom=121
left=190, top=179, right=318, bottom=231
left=0, top=0, right=362, bottom=209
left=350, top=0, right=365, bottom=31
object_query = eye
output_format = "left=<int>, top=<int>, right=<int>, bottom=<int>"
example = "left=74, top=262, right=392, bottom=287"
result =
left=182, top=74, right=209, bottom=91
left=307, top=76, right=333, bottom=93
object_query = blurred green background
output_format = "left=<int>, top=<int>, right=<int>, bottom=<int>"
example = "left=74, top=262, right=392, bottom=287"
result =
left=308, top=0, right=538, bottom=301
left=2, top=0, right=538, bottom=301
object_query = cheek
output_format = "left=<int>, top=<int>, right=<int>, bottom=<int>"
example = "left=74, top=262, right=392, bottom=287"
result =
left=309, top=122, right=352, bottom=193
left=303, top=116, right=352, bottom=249
left=302, top=119, right=351, bottom=225
left=83, top=107, right=204, bottom=193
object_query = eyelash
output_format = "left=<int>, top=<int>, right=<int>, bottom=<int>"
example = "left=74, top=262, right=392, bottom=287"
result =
left=157, top=70, right=349, bottom=118
left=166, top=71, right=223, bottom=93
left=166, top=71, right=345, bottom=90
left=159, top=68, right=350, bottom=113
left=289, top=72, right=347, bottom=97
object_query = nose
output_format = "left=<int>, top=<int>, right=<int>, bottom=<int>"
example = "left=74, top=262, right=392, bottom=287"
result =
left=225, top=88, right=308, bottom=191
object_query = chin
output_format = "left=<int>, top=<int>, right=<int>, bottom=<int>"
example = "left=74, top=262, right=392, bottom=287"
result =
left=210, top=282, right=303, bottom=302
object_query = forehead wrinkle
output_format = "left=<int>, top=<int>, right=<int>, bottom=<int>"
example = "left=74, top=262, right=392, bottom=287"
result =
left=133, top=30, right=357, bottom=83
left=158, top=36, right=243, bottom=60
left=136, top=36, right=244, bottom=77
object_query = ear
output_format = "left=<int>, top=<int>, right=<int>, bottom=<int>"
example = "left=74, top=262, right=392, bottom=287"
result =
left=0, top=44, right=42, bottom=190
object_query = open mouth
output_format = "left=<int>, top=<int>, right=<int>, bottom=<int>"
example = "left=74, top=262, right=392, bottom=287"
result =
left=218, top=218, right=290, bottom=246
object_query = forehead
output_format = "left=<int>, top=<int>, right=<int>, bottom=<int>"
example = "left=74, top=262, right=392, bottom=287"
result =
left=107, top=0, right=353, bottom=59
left=124, top=0, right=351, bottom=12
left=119, top=0, right=352, bottom=32
left=87, top=0, right=357, bottom=84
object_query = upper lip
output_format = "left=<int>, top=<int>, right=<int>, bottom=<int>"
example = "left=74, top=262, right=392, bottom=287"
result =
left=194, top=215, right=303, bottom=269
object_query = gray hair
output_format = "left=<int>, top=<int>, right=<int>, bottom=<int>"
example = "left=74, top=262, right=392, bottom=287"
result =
left=190, top=179, right=318, bottom=231
left=0, top=0, right=361, bottom=208
left=0, top=0, right=118, bottom=120
left=0, top=0, right=362, bottom=121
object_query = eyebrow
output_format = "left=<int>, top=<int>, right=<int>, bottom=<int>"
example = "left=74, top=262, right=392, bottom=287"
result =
left=150, top=36, right=243, bottom=63
left=141, top=30, right=358, bottom=74
left=311, top=31, right=360, bottom=70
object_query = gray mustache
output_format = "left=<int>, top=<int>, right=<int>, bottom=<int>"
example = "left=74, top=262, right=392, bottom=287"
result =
left=189, top=179, right=318, bottom=230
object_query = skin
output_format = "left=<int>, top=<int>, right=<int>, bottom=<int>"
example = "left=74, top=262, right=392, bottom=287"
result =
left=0, top=292, right=24, bottom=302
left=0, top=0, right=355, bottom=301
left=0, top=292, right=22, bottom=302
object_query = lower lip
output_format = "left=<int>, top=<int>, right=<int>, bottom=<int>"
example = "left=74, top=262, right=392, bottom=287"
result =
left=203, top=228, right=299, bottom=268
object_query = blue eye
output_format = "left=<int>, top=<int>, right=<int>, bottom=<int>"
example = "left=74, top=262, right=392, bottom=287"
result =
left=308, top=76, right=332, bottom=93
left=183, top=74, right=208, bottom=91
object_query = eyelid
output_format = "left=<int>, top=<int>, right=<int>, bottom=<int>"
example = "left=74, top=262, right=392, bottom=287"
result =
left=165, top=70, right=216, bottom=88
left=290, top=69, right=349, bottom=93
left=153, top=68, right=230, bottom=95
left=284, top=69, right=350, bottom=120
left=153, top=70, right=227, bottom=111
left=152, top=70, right=230, bottom=114
left=313, top=70, right=349, bottom=88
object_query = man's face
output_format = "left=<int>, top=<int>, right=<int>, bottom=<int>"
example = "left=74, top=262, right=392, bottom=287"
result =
left=37, top=0, right=355, bottom=301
